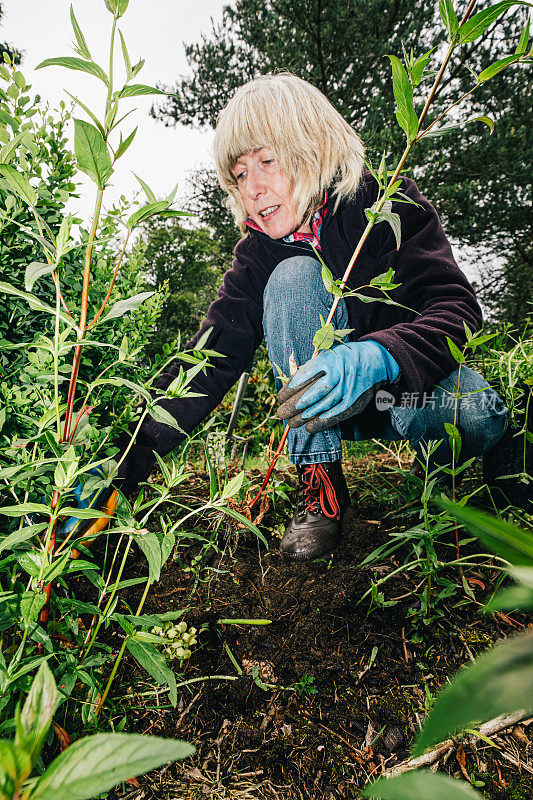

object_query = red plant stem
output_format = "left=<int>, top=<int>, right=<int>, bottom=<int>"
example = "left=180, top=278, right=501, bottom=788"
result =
left=62, top=189, right=103, bottom=443
left=39, top=489, right=59, bottom=628
left=88, top=229, right=131, bottom=328
left=460, top=0, right=478, bottom=27
left=51, top=270, right=73, bottom=319
left=67, top=398, right=89, bottom=445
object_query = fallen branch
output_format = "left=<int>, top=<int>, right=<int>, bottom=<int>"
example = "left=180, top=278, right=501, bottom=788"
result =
left=383, top=712, right=530, bottom=778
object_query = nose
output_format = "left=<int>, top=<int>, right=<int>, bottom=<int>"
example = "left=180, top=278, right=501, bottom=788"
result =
left=244, top=164, right=266, bottom=200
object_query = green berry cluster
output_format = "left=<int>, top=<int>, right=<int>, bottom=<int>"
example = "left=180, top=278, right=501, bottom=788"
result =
left=151, top=621, right=198, bottom=662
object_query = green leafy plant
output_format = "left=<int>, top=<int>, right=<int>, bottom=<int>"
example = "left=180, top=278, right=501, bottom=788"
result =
left=0, top=660, right=193, bottom=800
left=362, top=499, right=533, bottom=799
left=0, top=1, right=262, bottom=732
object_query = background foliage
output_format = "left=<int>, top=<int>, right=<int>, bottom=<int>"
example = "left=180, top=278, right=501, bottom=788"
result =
left=154, top=0, right=532, bottom=326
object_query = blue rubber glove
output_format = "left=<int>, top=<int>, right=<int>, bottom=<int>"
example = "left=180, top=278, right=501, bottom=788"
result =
left=277, top=340, right=400, bottom=433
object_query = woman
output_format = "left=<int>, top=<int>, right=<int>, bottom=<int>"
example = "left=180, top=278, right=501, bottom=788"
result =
left=114, top=72, right=507, bottom=560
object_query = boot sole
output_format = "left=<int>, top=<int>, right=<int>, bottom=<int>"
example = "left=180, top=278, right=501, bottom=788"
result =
left=280, top=536, right=342, bottom=561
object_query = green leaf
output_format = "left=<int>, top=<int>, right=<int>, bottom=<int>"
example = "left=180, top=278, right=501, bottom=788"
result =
left=423, top=115, right=494, bottom=138
left=99, top=291, right=154, bottom=322
left=36, top=57, right=108, bottom=85
left=0, top=501, right=50, bottom=517
left=362, top=770, right=482, bottom=799
left=321, top=262, right=341, bottom=296
left=486, top=585, right=533, bottom=612
left=118, top=29, right=131, bottom=77
left=313, top=322, right=335, bottom=351
left=0, top=740, right=32, bottom=790
left=193, top=327, right=214, bottom=354
left=20, top=591, right=47, bottom=627
left=65, top=92, right=105, bottom=136
left=216, top=505, right=268, bottom=547
left=446, top=336, right=465, bottom=364
left=125, top=640, right=177, bottom=705
left=370, top=267, right=397, bottom=288
left=0, top=163, right=38, bottom=205
left=25, top=261, right=54, bottom=291
left=115, top=126, right=137, bottom=159
left=516, top=17, right=530, bottom=54
left=459, top=2, right=530, bottom=44
left=385, top=55, right=419, bottom=141
left=0, top=523, right=47, bottom=553
left=127, top=200, right=169, bottom=229
left=74, top=119, right=113, bottom=188
left=439, top=499, right=533, bottom=566
left=132, top=172, right=156, bottom=202
left=70, top=5, right=91, bottom=60
left=413, top=630, right=533, bottom=755
left=133, top=531, right=162, bottom=582
left=92, top=376, right=151, bottom=401
left=29, top=732, right=193, bottom=800
left=41, top=552, right=71, bottom=585
left=221, top=470, right=245, bottom=500
left=59, top=507, right=112, bottom=520
left=411, top=48, right=435, bottom=87
left=16, top=661, right=58, bottom=767
left=0, top=130, right=30, bottom=166
left=105, top=0, right=130, bottom=18
left=478, top=55, right=518, bottom=82
left=118, top=83, right=165, bottom=98
left=439, top=0, right=459, bottom=37
left=161, top=529, right=175, bottom=568
left=376, top=210, right=402, bottom=249
left=146, top=403, right=184, bottom=431
left=0, top=281, right=72, bottom=325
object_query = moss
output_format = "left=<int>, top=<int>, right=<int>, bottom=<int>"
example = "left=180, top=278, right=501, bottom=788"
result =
left=371, top=690, right=413, bottom=726
left=470, top=772, right=533, bottom=800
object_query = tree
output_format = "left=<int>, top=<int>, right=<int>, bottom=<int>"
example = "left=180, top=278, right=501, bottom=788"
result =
left=142, top=217, right=225, bottom=354
left=154, top=0, right=532, bottom=325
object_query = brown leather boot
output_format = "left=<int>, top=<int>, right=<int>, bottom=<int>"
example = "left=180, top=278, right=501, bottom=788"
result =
left=280, top=461, right=350, bottom=560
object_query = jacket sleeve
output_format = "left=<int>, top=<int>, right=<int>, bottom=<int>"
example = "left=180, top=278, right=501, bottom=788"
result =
left=114, top=236, right=265, bottom=492
left=359, top=176, right=483, bottom=397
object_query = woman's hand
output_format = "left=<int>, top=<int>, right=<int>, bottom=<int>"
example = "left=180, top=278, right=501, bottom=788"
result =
left=277, top=340, right=400, bottom=433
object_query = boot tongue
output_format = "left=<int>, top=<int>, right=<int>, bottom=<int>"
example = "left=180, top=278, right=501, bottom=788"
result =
left=302, top=464, right=341, bottom=520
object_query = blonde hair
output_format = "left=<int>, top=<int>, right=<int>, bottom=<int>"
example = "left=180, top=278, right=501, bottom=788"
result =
left=213, top=73, right=365, bottom=232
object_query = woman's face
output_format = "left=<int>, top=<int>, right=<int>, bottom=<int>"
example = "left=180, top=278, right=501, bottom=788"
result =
left=231, top=148, right=311, bottom=238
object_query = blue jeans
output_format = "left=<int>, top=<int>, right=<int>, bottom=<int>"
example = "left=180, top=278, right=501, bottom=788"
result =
left=262, top=255, right=508, bottom=466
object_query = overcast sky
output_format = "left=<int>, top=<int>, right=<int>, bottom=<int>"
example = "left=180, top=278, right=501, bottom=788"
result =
left=0, top=0, right=227, bottom=219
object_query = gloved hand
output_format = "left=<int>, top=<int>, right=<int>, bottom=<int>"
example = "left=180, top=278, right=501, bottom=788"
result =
left=277, top=340, right=400, bottom=433
left=61, top=468, right=117, bottom=555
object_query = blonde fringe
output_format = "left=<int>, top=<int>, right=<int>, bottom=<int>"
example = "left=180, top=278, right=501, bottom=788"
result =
left=213, top=73, right=365, bottom=233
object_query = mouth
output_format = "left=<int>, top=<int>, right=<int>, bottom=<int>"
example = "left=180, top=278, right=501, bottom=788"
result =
left=258, top=204, right=280, bottom=221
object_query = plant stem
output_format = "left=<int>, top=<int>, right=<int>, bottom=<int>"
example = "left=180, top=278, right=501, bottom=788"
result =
left=94, top=577, right=152, bottom=715
left=120, top=675, right=240, bottom=700
left=88, top=229, right=131, bottom=327
left=63, top=188, right=104, bottom=443
left=105, top=14, right=118, bottom=132
left=53, top=270, right=61, bottom=439
left=81, top=535, right=133, bottom=662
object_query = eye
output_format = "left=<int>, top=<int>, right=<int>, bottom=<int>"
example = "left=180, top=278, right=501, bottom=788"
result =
left=234, top=170, right=246, bottom=181
left=262, top=158, right=273, bottom=166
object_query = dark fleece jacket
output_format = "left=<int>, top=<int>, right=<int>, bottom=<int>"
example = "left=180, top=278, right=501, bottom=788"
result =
left=115, top=171, right=482, bottom=492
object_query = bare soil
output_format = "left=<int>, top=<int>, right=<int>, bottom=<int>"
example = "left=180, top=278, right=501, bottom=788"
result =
left=104, top=454, right=533, bottom=800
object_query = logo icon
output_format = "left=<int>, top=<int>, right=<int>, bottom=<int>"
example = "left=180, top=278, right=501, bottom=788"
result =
left=375, top=390, right=395, bottom=411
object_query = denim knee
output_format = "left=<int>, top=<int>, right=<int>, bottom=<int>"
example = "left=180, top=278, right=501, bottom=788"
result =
left=264, top=255, right=325, bottom=314
left=390, top=367, right=508, bottom=463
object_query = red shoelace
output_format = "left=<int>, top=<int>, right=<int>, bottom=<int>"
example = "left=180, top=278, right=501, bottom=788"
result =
left=302, top=464, right=341, bottom=520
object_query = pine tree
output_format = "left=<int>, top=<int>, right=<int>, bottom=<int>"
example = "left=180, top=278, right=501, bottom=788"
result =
left=154, top=0, right=532, bottom=324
